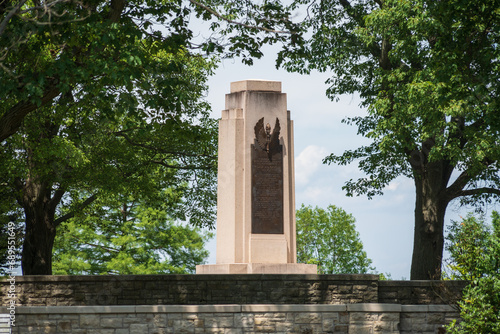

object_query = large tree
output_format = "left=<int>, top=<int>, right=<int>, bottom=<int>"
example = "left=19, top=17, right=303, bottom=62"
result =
left=296, top=204, right=375, bottom=274
left=0, top=0, right=221, bottom=275
left=0, top=0, right=298, bottom=275
left=1, top=0, right=309, bottom=275
left=0, top=60, right=217, bottom=275
left=264, top=0, right=500, bottom=279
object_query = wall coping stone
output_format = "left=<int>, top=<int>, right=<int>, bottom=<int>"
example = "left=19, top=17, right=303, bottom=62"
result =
left=0, top=303, right=457, bottom=315
left=241, top=304, right=348, bottom=312
left=347, top=303, right=402, bottom=312
left=379, top=280, right=467, bottom=287
left=135, top=305, right=242, bottom=313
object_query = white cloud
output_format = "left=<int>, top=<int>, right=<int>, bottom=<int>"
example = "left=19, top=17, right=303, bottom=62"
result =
left=295, top=145, right=329, bottom=185
left=386, top=181, right=400, bottom=191
left=300, top=185, right=334, bottom=205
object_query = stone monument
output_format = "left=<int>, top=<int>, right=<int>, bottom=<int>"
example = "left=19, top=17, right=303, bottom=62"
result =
left=196, top=80, right=317, bottom=274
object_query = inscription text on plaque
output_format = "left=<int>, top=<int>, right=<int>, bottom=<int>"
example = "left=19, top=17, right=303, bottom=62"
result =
left=251, top=117, right=283, bottom=234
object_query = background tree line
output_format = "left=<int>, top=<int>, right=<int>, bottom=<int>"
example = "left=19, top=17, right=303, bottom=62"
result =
left=444, top=211, right=500, bottom=333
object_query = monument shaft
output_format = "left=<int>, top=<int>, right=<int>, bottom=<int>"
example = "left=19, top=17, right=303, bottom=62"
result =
left=196, top=80, right=316, bottom=274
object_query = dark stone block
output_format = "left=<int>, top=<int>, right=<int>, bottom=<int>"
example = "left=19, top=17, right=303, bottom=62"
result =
left=0, top=274, right=466, bottom=306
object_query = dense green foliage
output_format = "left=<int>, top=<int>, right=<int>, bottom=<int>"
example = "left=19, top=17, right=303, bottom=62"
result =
left=0, top=0, right=301, bottom=275
left=53, top=193, right=212, bottom=275
left=0, top=0, right=299, bottom=143
left=0, top=0, right=303, bottom=275
left=296, top=204, right=375, bottom=274
left=0, top=0, right=223, bottom=274
left=272, top=0, right=500, bottom=279
left=1, top=1, right=196, bottom=139
left=445, top=212, right=500, bottom=333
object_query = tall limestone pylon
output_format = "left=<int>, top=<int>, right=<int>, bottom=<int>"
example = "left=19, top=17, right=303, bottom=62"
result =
left=196, top=80, right=317, bottom=274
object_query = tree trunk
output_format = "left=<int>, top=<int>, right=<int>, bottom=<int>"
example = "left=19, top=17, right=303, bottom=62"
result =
left=410, top=161, right=450, bottom=280
left=20, top=180, right=57, bottom=275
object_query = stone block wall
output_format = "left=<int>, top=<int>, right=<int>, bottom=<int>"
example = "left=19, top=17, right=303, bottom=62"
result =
left=0, top=274, right=466, bottom=306
left=1, top=275, right=382, bottom=306
left=0, top=275, right=465, bottom=333
left=4, top=304, right=460, bottom=334
left=378, top=280, right=467, bottom=305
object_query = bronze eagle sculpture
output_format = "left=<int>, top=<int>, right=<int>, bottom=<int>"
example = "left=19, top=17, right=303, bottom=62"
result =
left=254, top=117, right=280, bottom=160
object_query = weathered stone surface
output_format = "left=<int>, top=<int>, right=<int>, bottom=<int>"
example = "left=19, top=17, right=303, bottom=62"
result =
left=322, top=318, right=335, bottom=332
left=56, top=320, right=72, bottom=332
left=378, top=280, right=467, bottom=305
left=294, top=312, right=322, bottom=324
left=0, top=273, right=463, bottom=333
left=114, top=329, right=130, bottom=334
left=230, top=79, right=281, bottom=93
left=80, top=314, right=100, bottom=328
left=348, top=324, right=372, bottom=334
left=129, top=324, right=148, bottom=334
left=1, top=303, right=461, bottom=334
left=100, top=317, right=123, bottom=328
left=88, top=330, right=114, bottom=334
left=1, top=274, right=467, bottom=307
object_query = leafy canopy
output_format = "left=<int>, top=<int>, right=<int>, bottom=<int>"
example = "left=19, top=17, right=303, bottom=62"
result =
left=265, top=0, right=500, bottom=279
left=274, top=0, right=500, bottom=202
left=0, top=46, right=218, bottom=223
left=445, top=212, right=500, bottom=333
left=0, top=0, right=224, bottom=274
left=296, top=204, right=375, bottom=274
left=0, top=0, right=301, bottom=142
left=53, top=193, right=213, bottom=275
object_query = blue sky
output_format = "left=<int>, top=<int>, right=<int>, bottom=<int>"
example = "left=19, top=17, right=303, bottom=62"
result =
left=200, top=45, right=495, bottom=279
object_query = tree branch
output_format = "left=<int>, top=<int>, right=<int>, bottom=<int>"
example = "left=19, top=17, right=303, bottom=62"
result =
left=0, top=0, right=28, bottom=37
left=49, top=188, right=66, bottom=213
left=1, top=0, right=78, bottom=35
left=152, top=160, right=213, bottom=170
left=445, top=170, right=470, bottom=200
left=445, top=153, right=498, bottom=201
left=54, top=193, right=98, bottom=228
left=114, top=131, right=215, bottom=159
left=188, top=0, right=292, bottom=34
left=69, top=234, right=120, bottom=253
left=452, top=187, right=500, bottom=200
left=338, top=0, right=383, bottom=63
left=18, top=0, right=72, bottom=16
left=0, top=83, right=60, bottom=142
left=338, top=0, right=371, bottom=38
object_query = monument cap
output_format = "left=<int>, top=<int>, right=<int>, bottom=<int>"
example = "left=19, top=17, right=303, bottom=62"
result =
left=230, top=79, right=282, bottom=93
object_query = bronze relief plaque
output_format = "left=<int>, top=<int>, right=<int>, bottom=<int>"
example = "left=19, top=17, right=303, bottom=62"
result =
left=251, top=117, right=284, bottom=234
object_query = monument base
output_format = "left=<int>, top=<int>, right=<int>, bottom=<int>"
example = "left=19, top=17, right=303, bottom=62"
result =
left=196, top=263, right=317, bottom=274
